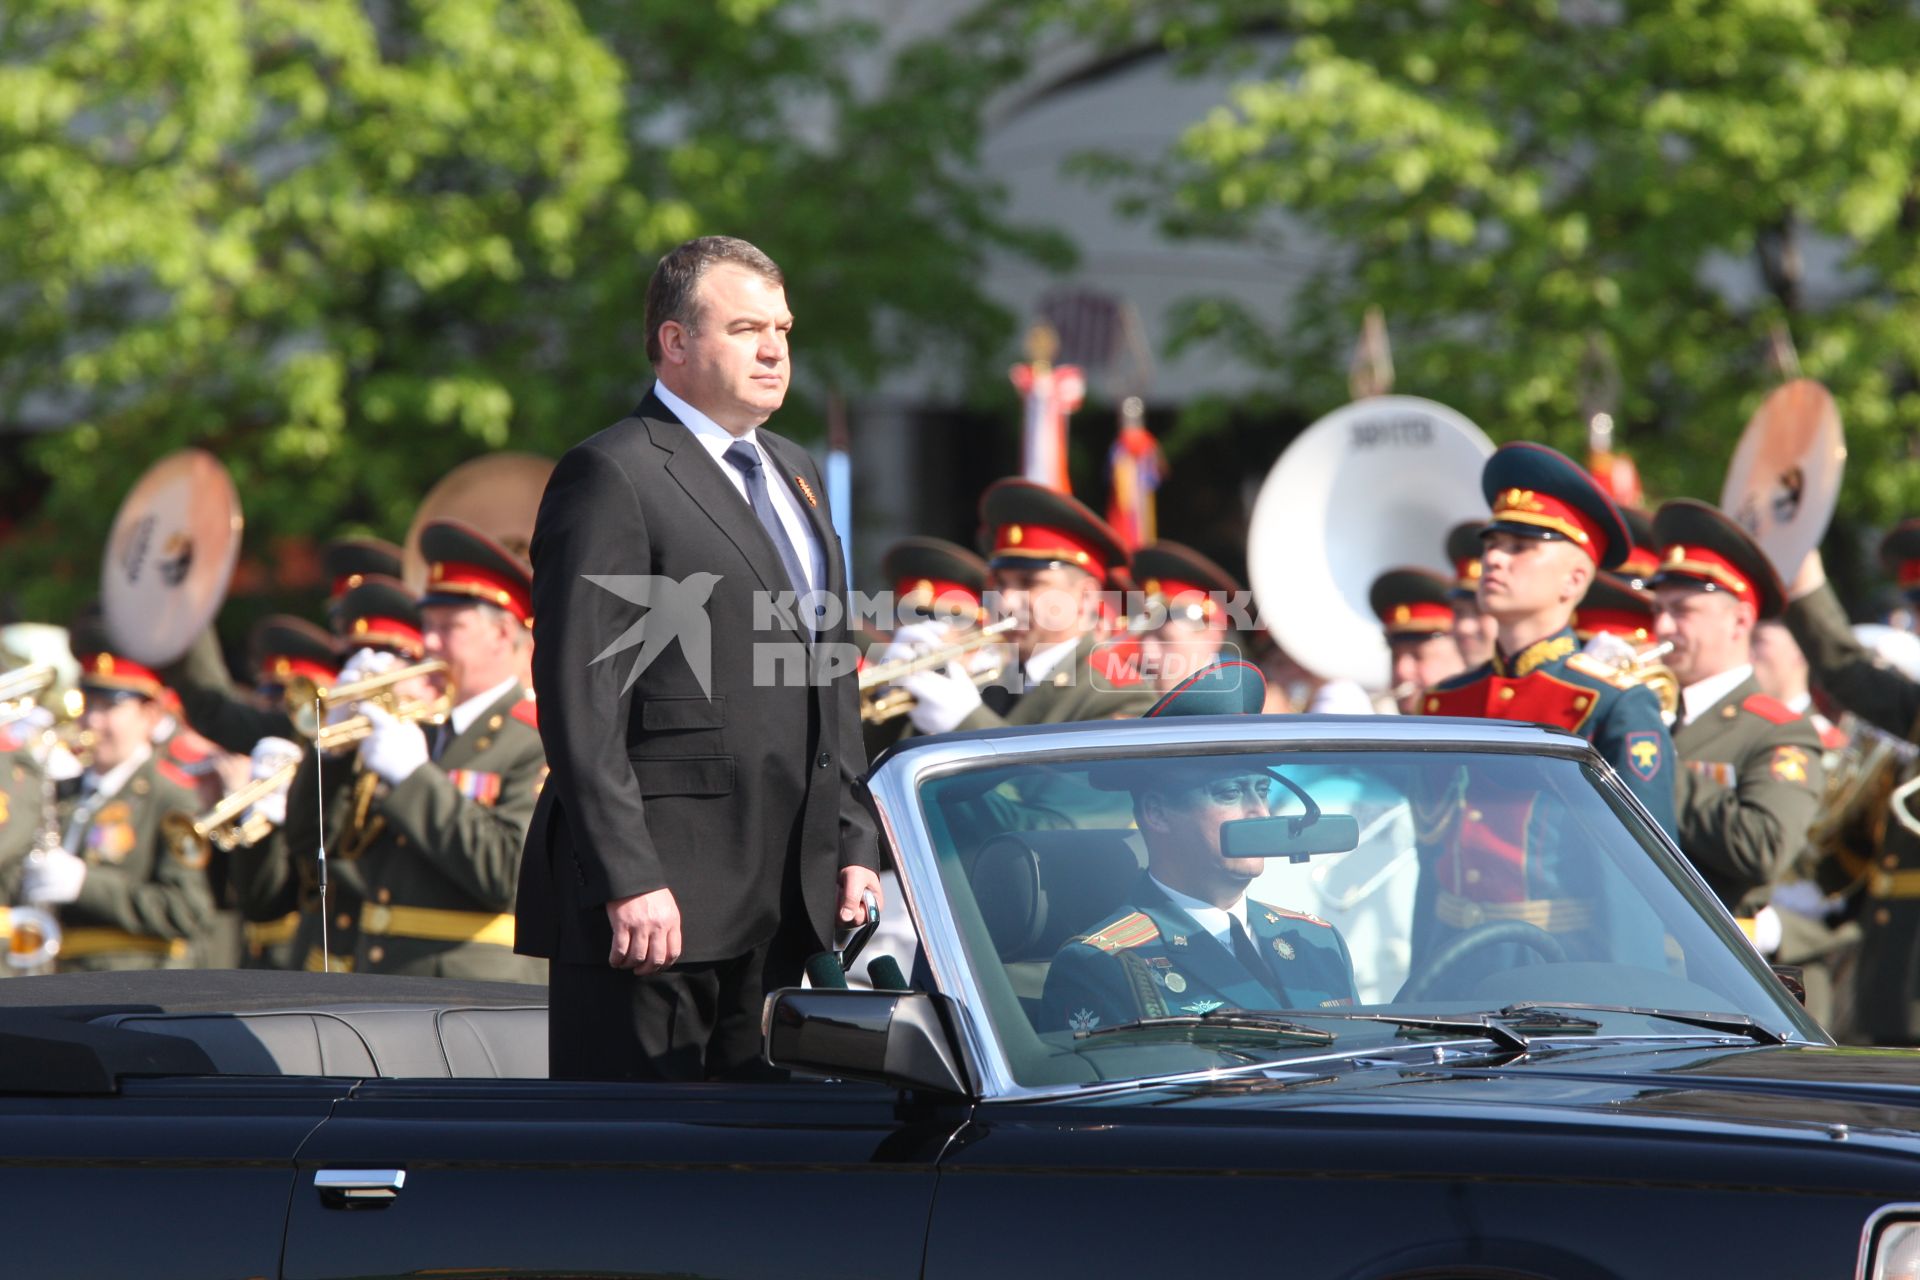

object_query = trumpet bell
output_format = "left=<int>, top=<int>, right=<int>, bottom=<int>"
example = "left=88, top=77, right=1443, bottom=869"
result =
left=1247, top=397, right=1493, bottom=689
left=5, top=905, right=62, bottom=971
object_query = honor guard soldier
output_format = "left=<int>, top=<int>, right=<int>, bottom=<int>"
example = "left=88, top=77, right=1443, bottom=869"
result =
left=865, top=537, right=992, bottom=760
left=1784, top=521, right=1920, bottom=1043
left=285, top=521, right=546, bottom=981
left=1575, top=572, right=1658, bottom=648
left=1413, top=443, right=1677, bottom=970
left=891, top=479, right=1156, bottom=734
left=1650, top=499, right=1824, bottom=946
left=1445, top=521, right=1495, bottom=669
left=1133, top=541, right=1242, bottom=693
left=1041, top=663, right=1357, bottom=1033
left=1369, top=567, right=1466, bottom=714
left=21, top=645, right=213, bottom=970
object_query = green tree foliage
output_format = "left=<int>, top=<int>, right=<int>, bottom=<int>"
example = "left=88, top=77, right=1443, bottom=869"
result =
left=1038, top=0, right=1920, bottom=567
left=1, top=0, right=1058, bottom=619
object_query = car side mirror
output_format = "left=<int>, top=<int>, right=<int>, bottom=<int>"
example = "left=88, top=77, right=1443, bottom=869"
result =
left=1221, top=813, right=1361, bottom=862
left=763, top=988, right=972, bottom=1095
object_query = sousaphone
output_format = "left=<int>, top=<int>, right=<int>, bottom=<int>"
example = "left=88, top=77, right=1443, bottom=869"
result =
left=101, top=449, right=243, bottom=666
left=1247, top=397, right=1494, bottom=690
left=1720, top=378, right=1845, bottom=580
left=402, top=452, right=555, bottom=590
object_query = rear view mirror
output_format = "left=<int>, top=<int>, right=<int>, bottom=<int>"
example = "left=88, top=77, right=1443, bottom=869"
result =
left=1221, top=813, right=1360, bottom=862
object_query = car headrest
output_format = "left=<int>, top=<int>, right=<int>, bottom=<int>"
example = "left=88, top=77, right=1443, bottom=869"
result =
left=972, top=830, right=1144, bottom=963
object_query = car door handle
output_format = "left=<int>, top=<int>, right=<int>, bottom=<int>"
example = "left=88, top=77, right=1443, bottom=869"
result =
left=315, top=1168, right=407, bottom=1208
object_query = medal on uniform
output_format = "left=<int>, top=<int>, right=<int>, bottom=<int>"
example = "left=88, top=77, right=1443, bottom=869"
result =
left=1272, top=938, right=1296, bottom=961
left=1165, top=972, right=1187, bottom=993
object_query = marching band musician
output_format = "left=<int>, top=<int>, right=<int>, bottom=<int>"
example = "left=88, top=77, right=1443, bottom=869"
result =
left=229, top=577, right=421, bottom=972
left=0, top=739, right=42, bottom=907
left=1617, top=507, right=1662, bottom=591
left=1369, top=567, right=1465, bottom=715
left=1132, top=541, right=1242, bottom=693
left=892, top=479, right=1157, bottom=734
left=321, top=536, right=408, bottom=625
left=1573, top=571, right=1658, bottom=649
left=1412, top=443, right=1677, bottom=970
left=1444, top=521, right=1495, bottom=669
left=283, top=521, right=546, bottom=982
left=1785, top=522, right=1920, bottom=1044
left=864, top=536, right=994, bottom=760
left=1649, top=500, right=1824, bottom=949
left=20, top=637, right=213, bottom=971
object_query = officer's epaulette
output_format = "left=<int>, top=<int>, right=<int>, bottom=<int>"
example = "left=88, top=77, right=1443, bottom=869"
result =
left=511, top=696, right=539, bottom=729
left=1563, top=651, right=1634, bottom=690
left=1075, top=912, right=1159, bottom=953
left=1740, top=693, right=1797, bottom=725
left=1251, top=899, right=1333, bottom=929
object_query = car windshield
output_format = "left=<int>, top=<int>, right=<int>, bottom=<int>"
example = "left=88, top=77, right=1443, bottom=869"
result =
left=898, top=739, right=1822, bottom=1090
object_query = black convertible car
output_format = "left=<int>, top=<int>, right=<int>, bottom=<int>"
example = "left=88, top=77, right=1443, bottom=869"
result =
left=6, top=715, right=1920, bottom=1280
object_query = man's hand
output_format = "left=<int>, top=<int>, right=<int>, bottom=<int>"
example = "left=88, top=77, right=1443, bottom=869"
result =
left=902, top=662, right=982, bottom=735
left=837, top=865, right=884, bottom=929
left=23, top=848, right=87, bottom=905
left=1788, top=548, right=1826, bottom=602
left=607, top=886, right=681, bottom=973
left=357, top=704, right=430, bottom=785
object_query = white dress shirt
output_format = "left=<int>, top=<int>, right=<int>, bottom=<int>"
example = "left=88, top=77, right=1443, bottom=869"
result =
left=1678, top=663, right=1754, bottom=729
left=1150, top=873, right=1251, bottom=952
left=653, top=379, right=824, bottom=598
left=449, top=676, right=522, bottom=737
left=1022, top=637, right=1083, bottom=689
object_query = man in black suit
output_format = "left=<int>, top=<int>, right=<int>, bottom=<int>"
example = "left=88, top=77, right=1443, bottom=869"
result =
left=518, top=235, right=881, bottom=1080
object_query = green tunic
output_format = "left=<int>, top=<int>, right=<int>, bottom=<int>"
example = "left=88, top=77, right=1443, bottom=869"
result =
left=55, top=754, right=215, bottom=971
left=284, top=684, right=546, bottom=982
left=1672, top=674, right=1825, bottom=916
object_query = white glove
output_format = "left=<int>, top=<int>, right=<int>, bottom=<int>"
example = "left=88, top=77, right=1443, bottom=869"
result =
left=879, top=621, right=952, bottom=666
left=327, top=648, right=399, bottom=726
left=904, top=661, right=984, bottom=735
left=23, top=848, right=87, bottom=905
left=357, top=703, right=430, bottom=786
left=1581, top=632, right=1639, bottom=667
left=244, top=736, right=302, bottom=828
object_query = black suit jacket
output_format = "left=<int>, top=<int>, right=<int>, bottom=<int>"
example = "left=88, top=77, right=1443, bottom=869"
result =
left=516, top=392, right=878, bottom=965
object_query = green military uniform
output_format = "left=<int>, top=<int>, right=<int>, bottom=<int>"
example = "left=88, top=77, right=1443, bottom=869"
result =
left=956, top=633, right=1158, bottom=732
left=286, top=685, right=546, bottom=982
left=1672, top=677, right=1825, bottom=916
left=53, top=753, right=214, bottom=971
left=0, top=745, right=43, bottom=902
left=1041, top=876, right=1357, bottom=1033
left=1784, top=578, right=1920, bottom=1043
left=227, top=823, right=364, bottom=973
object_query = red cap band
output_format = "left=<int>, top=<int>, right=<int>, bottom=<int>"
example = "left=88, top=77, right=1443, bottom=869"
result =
left=1379, top=600, right=1455, bottom=635
left=1492, top=487, right=1609, bottom=564
left=1660, top=544, right=1754, bottom=598
left=428, top=561, right=533, bottom=624
left=990, top=522, right=1111, bottom=580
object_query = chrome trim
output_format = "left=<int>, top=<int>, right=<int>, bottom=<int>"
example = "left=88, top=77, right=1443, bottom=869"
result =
left=1856, top=1202, right=1920, bottom=1280
left=870, top=719, right=1604, bottom=1102
left=314, top=1168, right=406, bottom=1203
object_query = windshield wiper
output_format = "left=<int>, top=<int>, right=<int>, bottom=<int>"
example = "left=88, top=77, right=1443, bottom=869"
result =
left=1074, top=1011, right=1334, bottom=1045
left=1495, top=1002, right=1786, bottom=1045
left=1315, top=1012, right=1538, bottom=1053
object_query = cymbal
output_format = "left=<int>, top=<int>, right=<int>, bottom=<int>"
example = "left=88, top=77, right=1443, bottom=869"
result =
left=403, top=453, right=554, bottom=590
left=101, top=449, right=243, bottom=667
left=1720, top=379, right=1845, bottom=580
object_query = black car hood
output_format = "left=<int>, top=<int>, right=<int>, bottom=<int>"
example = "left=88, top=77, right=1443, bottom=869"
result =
left=1110, top=1039, right=1920, bottom=1140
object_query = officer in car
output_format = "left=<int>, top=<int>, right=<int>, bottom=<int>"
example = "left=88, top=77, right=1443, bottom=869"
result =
left=1040, top=664, right=1358, bottom=1035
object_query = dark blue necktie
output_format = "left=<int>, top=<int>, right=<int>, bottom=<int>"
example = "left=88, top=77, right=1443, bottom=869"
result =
left=723, top=440, right=813, bottom=614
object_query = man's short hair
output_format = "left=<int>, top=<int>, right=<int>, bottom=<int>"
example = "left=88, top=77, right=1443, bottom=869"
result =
left=644, top=236, right=785, bottom=365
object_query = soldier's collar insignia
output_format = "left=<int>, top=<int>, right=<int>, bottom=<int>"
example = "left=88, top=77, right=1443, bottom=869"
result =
left=1264, top=911, right=1280, bottom=924
left=1500, top=631, right=1577, bottom=678
left=1172, top=934, right=1188, bottom=947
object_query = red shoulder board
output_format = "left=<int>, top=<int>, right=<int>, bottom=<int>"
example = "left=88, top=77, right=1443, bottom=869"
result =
left=1093, top=637, right=1142, bottom=687
left=1741, top=694, right=1797, bottom=725
left=156, top=757, right=197, bottom=790
left=1254, top=901, right=1333, bottom=928
left=511, top=697, right=539, bottom=730
left=1819, top=723, right=1847, bottom=751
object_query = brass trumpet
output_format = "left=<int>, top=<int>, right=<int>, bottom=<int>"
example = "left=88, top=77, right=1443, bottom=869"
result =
left=286, top=659, right=451, bottom=746
left=0, top=663, right=55, bottom=724
left=4, top=904, right=61, bottom=972
left=858, top=617, right=1017, bottom=726
left=161, top=761, right=299, bottom=861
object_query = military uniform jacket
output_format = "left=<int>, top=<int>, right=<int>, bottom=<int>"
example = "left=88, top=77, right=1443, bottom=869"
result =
left=228, top=823, right=367, bottom=972
left=1672, top=674, right=1824, bottom=915
left=56, top=754, right=214, bottom=970
left=1421, top=628, right=1677, bottom=838
left=286, top=684, right=545, bottom=982
left=955, top=634, right=1159, bottom=733
left=0, top=747, right=45, bottom=904
left=1785, top=582, right=1920, bottom=1042
left=1040, top=875, right=1357, bottom=1035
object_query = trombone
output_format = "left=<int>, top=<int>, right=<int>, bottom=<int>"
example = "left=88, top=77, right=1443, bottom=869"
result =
left=858, top=617, right=1016, bottom=725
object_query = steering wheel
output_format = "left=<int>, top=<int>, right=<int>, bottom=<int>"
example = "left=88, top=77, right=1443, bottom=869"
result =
left=1396, top=920, right=1568, bottom=1002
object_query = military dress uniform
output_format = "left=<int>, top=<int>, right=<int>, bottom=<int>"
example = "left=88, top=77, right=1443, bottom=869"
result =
left=0, top=747, right=45, bottom=951
left=284, top=522, right=546, bottom=982
left=865, top=536, right=992, bottom=761
left=1783, top=520, right=1920, bottom=1043
left=1416, top=444, right=1676, bottom=967
left=1653, top=500, right=1825, bottom=923
left=1042, top=876, right=1357, bottom=1033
